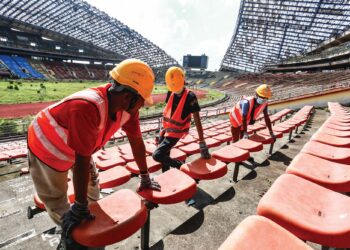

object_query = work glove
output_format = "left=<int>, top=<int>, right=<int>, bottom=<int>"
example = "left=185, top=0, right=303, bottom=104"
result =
left=270, top=131, right=276, bottom=142
left=199, top=141, right=211, bottom=159
left=242, top=132, right=249, bottom=140
left=61, top=201, right=95, bottom=246
left=137, top=173, right=161, bottom=192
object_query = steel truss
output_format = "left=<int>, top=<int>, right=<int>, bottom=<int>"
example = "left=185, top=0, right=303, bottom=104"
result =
left=220, top=0, right=350, bottom=72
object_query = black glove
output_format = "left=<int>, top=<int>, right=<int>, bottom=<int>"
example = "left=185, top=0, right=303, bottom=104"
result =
left=137, top=173, right=161, bottom=192
left=199, top=141, right=211, bottom=159
left=242, top=132, right=249, bottom=139
left=61, top=201, right=95, bottom=245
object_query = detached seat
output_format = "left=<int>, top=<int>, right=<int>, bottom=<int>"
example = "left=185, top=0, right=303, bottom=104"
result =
left=286, top=153, right=350, bottom=192
left=257, top=174, right=350, bottom=248
left=180, top=157, right=227, bottom=180
left=72, top=189, right=148, bottom=247
left=219, top=215, right=312, bottom=250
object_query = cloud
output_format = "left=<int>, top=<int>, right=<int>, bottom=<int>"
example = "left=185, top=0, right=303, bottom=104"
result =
left=84, top=0, right=240, bottom=70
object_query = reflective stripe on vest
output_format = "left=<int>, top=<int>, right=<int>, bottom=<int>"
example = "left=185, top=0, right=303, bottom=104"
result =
left=161, top=88, right=192, bottom=138
left=28, top=87, right=109, bottom=171
left=229, top=97, right=267, bottom=128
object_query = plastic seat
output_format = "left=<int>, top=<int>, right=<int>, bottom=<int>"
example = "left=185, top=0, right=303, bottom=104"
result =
left=302, top=140, right=350, bottom=164
left=204, top=130, right=219, bottom=137
left=311, top=132, right=350, bottom=148
left=170, top=148, right=187, bottom=162
left=72, top=189, right=147, bottom=247
left=249, top=133, right=274, bottom=144
left=258, top=129, right=283, bottom=138
left=125, top=156, right=162, bottom=174
left=257, top=174, right=350, bottom=248
left=137, top=168, right=197, bottom=204
left=219, top=215, right=312, bottom=250
left=286, top=152, right=350, bottom=192
left=145, top=143, right=157, bottom=154
left=212, top=134, right=232, bottom=143
left=319, top=127, right=350, bottom=137
left=180, top=157, right=227, bottom=180
left=205, top=138, right=222, bottom=148
left=325, top=123, right=350, bottom=131
left=178, top=142, right=200, bottom=155
left=120, top=153, right=134, bottom=162
left=118, top=144, right=132, bottom=155
left=95, top=156, right=126, bottom=170
left=272, top=125, right=292, bottom=133
left=179, top=135, right=196, bottom=145
left=99, top=167, right=131, bottom=189
left=212, top=145, right=250, bottom=163
left=232, top=139, right=263, bottom=152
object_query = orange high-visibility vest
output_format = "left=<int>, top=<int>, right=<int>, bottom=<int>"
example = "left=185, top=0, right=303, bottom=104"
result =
left=229, top=96, right=267, bottom=128
left=28, top=83, right=130, bottom=171
left=161, top=88, right=192, bottom=138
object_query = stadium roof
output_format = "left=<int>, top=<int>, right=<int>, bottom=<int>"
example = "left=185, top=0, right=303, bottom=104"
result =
left=220, top=0, right=350, bottom=72
left=0, top=0, right=178, bottom=68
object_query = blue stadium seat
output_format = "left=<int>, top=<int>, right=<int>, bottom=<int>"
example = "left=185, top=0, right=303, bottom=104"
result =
left=11, top=56, right=45, bottom=79
left=0, top=55, right=30, bottom=79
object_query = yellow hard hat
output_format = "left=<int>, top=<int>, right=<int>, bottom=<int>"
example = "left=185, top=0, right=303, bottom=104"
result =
left=165, top=66, right=185, bottom=93
left=110, top=59, right=155, bottom=104
left=256, top=84, right=272, bottom=99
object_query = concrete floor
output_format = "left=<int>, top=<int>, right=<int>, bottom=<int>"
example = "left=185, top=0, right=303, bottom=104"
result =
left=0, top=108, right=338, bottom=250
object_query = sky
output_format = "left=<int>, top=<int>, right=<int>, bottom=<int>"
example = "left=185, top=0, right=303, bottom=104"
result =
left=84, top=0, right=241, bottom=71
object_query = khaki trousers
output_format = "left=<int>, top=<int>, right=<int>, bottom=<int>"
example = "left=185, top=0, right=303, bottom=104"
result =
left=28, top=150, right=100, bottom=225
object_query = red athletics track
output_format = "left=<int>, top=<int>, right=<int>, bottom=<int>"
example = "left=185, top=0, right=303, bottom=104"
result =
left=0, top=89, right=207, bottom=119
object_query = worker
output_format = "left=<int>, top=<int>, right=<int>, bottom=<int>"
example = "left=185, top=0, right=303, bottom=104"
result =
left=27, top=59, right=161, bottom=249
left=229, top=84, right=276, bottom=142
left=153, top=66, right=210, bottom=172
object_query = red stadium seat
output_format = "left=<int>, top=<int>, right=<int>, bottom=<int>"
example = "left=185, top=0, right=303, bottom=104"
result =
left=95, top=156, right=126, bottom=171
left=301, top=140, right=350, bottom=164
left=325, top=123, right=350, bottom=131
left=249, top=133, right=274, bottom=144
left=212, top=134, right=232, bottom=144
left=286, top=152, right=350, bottom=192
left=72, top=189, right=147, bottom=247
left=125, top=156, right=162, bottom=174
left=99, top=167, right=131, bottom=189
left=212, top=145, right=250, bottom=163
left=180, top=157, right=227, bottom=180
left=137, top=168, right=197, bottom=204
left=219, top=215, right=312, bottom=250
left=232, top=139, right=263, bottom=152
left=257, top=174, right=350, bottom=248
left=311, top=132, right=350, bottom=147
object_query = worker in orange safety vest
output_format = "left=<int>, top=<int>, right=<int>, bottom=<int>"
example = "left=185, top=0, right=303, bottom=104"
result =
left=27, top=59, right=161, bottom=249
left=229, top=84, right=276, bottom=142
left=152, top=66, right=210, bottom=172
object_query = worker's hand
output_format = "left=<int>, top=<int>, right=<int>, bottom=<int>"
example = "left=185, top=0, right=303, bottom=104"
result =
left=137, top=173, right=161, bottom=192
left=269, top=131, right=276, bottom=142
left=199, top=141, right=211, bottom=159
left=61, top=201, right=95, bottom=243
left=242, top=132, right=249, bottom=140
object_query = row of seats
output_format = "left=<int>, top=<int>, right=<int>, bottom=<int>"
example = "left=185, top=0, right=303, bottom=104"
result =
left=220, top=103, right=350, bottom=249
left=28, top=108, right=302, bottom=248
left=0, top=55, right=44, bottom=79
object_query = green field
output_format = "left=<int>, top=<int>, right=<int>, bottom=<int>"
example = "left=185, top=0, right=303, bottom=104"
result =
left=0, top=80, right=224, bottom=106
left=0, top=80, right=169, bottom=104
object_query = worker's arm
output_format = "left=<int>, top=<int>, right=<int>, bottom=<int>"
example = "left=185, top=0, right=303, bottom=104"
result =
left=73, top=153, right=91, bottom=203
left=193, top=112, right=211, bottom=159
left=263, top=107, right=276, bottom=141
left=62, top=153, right=95, bottom=241
left=193, top=111, right=205, bottom=142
